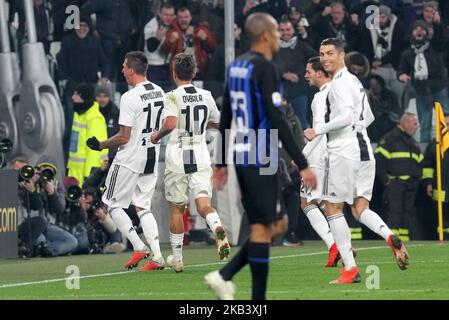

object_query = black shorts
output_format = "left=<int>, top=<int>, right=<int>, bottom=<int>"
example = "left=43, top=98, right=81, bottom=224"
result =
left=235, top=165, right=286, bottom=225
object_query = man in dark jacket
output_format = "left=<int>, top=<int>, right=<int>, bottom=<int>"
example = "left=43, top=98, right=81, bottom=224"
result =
left=95, top=85, right=119, bottom=157
left=57, top=14, right=111, bottom=157
left=360, top=5, right=408, bottom=109
left=313, top=1, right=361, bottom=51
left=397, top=20, right=449, bottom=143
left=367, top=74, right=402, bottom=143
left=81, top=0, right=140, bottom=89
left=375, top=113, right=423, bottom=241
left=274, top=19, right=317, bottom=129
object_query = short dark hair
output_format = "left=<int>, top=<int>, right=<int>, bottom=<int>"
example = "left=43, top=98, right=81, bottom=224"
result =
left=173, top=53, right=195, bottom=81
left=307, top=56, right=330, bottom=78
left=160, top=2, right=174, bottom=11
left=320, top=37, right=345, bottom=52
left=279, top=17, right=292, bottom=25
left=125, top=51, right=148, bottom=76
left=177, top=6, right=190, bottom=14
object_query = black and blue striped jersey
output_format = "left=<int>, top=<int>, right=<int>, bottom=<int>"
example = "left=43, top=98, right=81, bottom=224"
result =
left=217, top=51, right=308, bottom=171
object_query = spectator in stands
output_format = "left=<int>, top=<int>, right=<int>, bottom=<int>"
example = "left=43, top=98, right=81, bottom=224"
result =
left=204, top=0, right=225, bottom=45
left=375, top=112, right=423, bottom=241
left=304, top=0, right=331, bottom=28
left=67, top=84, right=108, bottom=186
left=51, top=0, right=86, bottom=42
left=144, top=2, right=176, bottom=90
left=360, top=5, right=408, bottom=108
left=162, top=7, right=217, bottom=79
left=81, top=0, right=140, bottom=91
left=314, top=1, right=362, bottom=51
left=274, top=19, right=317, bottom=129
left=345, top=51, right=371, bottom=88
left=397, top=20, right=449, bottom=142
left=367, top=74, right=402, bottom=143
left=205, top=23, right=247, bottom=102
left=422, top=113, right=449, bottom=240
left=287, top=6, right=315, bottom=46
left=15, top=0, right=53, bottom=54
left=14, top=156, right=78, bottom=257
left=56, top=14, right=111, bottom=158
left=95, top=85, right=119, bottom=157
left=237, top=0, right=286, bottom=24
left=407, top=0, right=428, bottom=17
left=420, top=1, right=446, bottom=42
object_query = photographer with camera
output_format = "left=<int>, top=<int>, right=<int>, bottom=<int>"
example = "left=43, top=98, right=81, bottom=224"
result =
left=13, top=157, right=78, bottom=257
left=64, top=184, right=125, bottom=254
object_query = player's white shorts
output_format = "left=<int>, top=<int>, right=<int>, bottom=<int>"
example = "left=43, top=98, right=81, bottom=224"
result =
left=321, top=153, right=375, bottom=205
left=102, top=163, right=158, bottom=210
left=164, top=167, right=213, bottom=205
left=300, top=166, right=324, bottom=202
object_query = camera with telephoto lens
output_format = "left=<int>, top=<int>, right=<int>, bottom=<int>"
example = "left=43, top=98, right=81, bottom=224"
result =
left=18, top=165, right=35, bottom=182
left=0, top=139, right=13, bottom=169
left=66, top=185, right=82, bottom=202
left=39, top=168, right=55, bottom=183
left=87, top=199, right=103, bottom=220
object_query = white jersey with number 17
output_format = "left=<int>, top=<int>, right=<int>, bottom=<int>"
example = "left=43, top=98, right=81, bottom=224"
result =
left=113, top=80, right=167, bottom=174
left=164, top=84, right=220, bottom=174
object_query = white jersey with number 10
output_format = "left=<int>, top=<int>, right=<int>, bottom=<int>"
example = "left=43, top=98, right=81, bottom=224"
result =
left=164, top=84, right=220, bottom=174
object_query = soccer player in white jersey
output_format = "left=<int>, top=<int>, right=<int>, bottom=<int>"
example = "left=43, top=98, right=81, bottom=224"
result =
left=302, top=57, right=339, bottom=267
left=304, top=38, right=409, bottom=284
left=86, top=51, right=167, bottom=271
left=150, top=53, right=230, bottom=272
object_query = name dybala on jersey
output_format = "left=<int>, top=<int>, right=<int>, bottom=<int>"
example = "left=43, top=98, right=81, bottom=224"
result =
left=315, top=67, right=374, bottom=161
left=113, top=81, right=167, bottom=174
left=164, top=84, right=220, bottom=174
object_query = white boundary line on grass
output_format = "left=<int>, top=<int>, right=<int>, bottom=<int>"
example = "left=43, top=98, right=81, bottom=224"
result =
left=0, top=244, right=428, bottom=289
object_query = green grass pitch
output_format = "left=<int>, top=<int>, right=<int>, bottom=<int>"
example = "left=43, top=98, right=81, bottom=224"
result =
left=0, top=241, right=448, bottom=300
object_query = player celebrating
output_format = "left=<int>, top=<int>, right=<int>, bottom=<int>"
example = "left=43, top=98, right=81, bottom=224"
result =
left=304, top=38, right=409, bottom=284
left=302, top=57, right=338, bottom=266
left=150, top=53, right=230, bottom=272
left=86, top=51, right=167, bottom=271
left=204, top=13, right=316, bottom=300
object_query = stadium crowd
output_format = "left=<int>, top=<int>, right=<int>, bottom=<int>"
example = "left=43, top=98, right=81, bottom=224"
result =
left=4, top=0, right=449, bottom=257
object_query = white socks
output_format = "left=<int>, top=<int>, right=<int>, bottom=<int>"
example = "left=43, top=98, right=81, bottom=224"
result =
left=109, top=207, right=146, bottom=251
left=138, top=210, right=162, bottom=260
left=327, top=213, right=357, bottom=271
left=170, top=232, right=184, bottom=261
left=205, top=211, right=222, bottom=234
left=359, top=209, right=393, bottom=241
left=303, top=204, right=335, bottom=249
